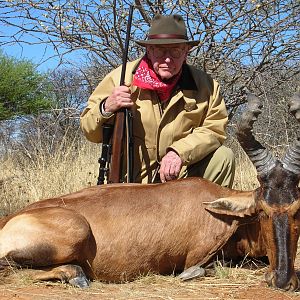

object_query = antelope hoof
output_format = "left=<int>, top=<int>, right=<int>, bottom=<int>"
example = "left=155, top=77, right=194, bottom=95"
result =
left=178, top=265, right=206, bottom=281
left=69, top=275, right=90, bottom=288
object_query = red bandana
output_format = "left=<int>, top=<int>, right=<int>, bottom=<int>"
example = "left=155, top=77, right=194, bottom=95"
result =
left=132, top=56, right=181, bottom=102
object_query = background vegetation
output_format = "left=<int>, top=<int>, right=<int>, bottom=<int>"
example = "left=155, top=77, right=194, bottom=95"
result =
left=0, top=0, right=299, bottom=216
left=0, top=51, right=51, bottom=120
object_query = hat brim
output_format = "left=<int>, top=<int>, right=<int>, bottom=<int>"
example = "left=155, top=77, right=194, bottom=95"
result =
left=135, top=39, right=199, bottom=47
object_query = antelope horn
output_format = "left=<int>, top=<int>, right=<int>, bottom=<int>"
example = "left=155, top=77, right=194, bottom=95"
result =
left=236, top=94, right=276, bottom=175
left=282, top=92, right=300, bottom=175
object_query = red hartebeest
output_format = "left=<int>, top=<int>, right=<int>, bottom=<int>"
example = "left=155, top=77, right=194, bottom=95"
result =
left=0, top=93, right=299, bottom=291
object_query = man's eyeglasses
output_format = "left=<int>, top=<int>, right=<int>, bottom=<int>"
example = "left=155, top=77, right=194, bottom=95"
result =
left=149, top=46, right=186, bottom=59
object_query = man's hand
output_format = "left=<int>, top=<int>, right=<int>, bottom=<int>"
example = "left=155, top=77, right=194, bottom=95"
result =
left=104, top=84, right=133, bottom=113
left=159, top=150, right=183, bottom=183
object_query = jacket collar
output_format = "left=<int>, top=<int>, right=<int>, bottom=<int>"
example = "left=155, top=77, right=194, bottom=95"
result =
left=178, top=64, right=198, bottom=91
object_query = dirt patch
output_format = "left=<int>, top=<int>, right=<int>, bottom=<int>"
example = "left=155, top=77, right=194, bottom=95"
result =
left=1, top=265, right=300, bottom=300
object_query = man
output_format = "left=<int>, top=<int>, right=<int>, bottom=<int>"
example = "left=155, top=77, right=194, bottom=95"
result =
left=80, top=14, right=235, bottom=186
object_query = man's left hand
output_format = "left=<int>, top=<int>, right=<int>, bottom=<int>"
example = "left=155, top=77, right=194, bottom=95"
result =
left=159, top=150, right=183, bottom=183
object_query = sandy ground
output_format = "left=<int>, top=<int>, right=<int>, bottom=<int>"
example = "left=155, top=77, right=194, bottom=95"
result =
left=1, top=261, right=300, bottom=300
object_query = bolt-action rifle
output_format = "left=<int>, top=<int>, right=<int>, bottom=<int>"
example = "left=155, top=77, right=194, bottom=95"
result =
left=97, top=5, right=134, bottom=185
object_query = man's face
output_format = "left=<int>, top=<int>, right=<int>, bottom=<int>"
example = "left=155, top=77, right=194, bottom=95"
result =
left=146, top=43, right=190, bottom=80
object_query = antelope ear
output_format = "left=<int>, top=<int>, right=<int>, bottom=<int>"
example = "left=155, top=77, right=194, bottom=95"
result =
left=203, top=192, right=257, bottom=217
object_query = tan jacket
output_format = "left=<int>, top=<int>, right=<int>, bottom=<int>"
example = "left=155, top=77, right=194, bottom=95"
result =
left=80, top=58, right=228, bottom=183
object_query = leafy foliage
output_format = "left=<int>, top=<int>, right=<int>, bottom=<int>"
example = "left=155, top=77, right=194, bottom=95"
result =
left=0, top=51, right=51, bottom=120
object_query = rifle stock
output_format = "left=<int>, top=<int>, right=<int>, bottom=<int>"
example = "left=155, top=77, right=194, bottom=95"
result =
left=108, top=110, right=125, bottom=183
left=108, top=4, right=134, bottom=183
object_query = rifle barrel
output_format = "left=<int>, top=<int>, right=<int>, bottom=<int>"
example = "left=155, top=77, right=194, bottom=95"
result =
left=108, top=4, right=134, bottom=183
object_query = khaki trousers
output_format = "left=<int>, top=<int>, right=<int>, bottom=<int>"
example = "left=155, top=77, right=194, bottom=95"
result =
left=179, top=145, right=235, bottom=188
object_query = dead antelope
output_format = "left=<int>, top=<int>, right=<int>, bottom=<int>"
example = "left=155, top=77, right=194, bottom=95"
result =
left=0, top=92, right=299, bottom=291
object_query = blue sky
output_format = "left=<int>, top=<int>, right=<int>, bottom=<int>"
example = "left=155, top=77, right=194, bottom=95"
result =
left=2, top=42, right=59, bottom=72
left=1, top=25, right=57, bottom=72
left=0, top=23, right=81, bottom=72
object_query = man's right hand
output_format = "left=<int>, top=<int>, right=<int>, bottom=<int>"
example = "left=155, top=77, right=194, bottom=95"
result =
left=104, top=85, right=133, bottom=113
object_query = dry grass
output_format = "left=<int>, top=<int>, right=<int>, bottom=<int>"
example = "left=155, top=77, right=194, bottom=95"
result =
left=0, top=138, right=100, bottom=216
left=2, top=262, right=300, bottom=300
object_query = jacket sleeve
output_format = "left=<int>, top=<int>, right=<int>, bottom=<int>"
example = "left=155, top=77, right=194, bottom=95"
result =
left=168, top=80, right=228, bottom=165
left=80, top=66, right=122, bottom=143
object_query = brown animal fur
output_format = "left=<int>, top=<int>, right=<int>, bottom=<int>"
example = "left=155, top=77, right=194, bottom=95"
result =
left=0, top=178, right=257, bottom=283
